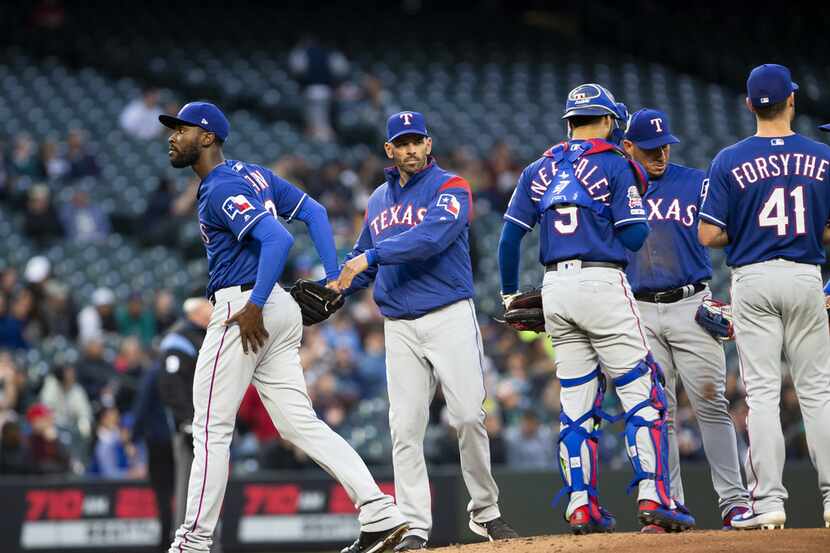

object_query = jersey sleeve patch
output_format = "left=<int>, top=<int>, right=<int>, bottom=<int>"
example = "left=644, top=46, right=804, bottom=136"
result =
left=627, top=185, right=646, bottom=215
left=222, top=195, right=256, bottom=220
left=437, top=193, right=461, bottom=219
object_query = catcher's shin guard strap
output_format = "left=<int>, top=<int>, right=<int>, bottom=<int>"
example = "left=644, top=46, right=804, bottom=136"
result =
left=615, top=358, right=673, bottom=507
left=553, top=367, right=611, bottom=513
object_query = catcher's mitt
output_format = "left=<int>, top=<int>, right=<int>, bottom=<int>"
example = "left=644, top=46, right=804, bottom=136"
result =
left=695, top=298, right=734, bottom=341
left=499, top=288, right=545, bottom=333
left=288, top=280, right=344, bottom=326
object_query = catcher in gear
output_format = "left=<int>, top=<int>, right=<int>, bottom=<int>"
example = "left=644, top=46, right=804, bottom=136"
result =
left=498, top=84, right=694, bottom=535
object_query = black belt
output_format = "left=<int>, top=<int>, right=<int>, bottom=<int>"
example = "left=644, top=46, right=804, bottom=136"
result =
left=634, top=283, right=705, bottom=304
left=545, top=261, right=623, bottom=272
left=209, top=282, right=255, bottom=305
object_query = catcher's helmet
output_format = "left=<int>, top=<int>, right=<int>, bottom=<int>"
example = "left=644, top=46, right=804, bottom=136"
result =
left=562, top=83, right=626, bottom=120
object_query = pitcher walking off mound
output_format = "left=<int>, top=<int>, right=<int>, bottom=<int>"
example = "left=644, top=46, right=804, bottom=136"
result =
left=160, top=101, right=407, bottom=553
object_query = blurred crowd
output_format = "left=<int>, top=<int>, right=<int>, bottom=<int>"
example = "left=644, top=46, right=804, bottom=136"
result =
left=0, top=244, right=813, bottom=479
left=0, top=41, right=815, bottom=481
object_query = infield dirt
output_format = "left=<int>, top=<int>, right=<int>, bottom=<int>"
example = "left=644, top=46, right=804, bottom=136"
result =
left=429, top=528, right=829, bottom=553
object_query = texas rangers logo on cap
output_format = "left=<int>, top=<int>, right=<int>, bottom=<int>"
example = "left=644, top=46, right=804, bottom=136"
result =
left=222, top=195, right=254, bottom=220
left=387, top=111, right=429, bottom=142
left=568, top=84, right=603, bottom=105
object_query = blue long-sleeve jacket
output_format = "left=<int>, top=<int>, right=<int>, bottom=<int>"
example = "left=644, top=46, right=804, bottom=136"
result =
left=343, top=159, right=475, bottom=319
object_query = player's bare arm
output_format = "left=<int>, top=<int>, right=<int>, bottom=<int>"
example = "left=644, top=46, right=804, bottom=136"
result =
left=224, top=302, right=269, bottom=354
left=698, top=220, right=728, bottom=247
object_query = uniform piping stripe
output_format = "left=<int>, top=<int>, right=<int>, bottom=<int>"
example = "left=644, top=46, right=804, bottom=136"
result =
left=699, top=212, right=727, bottom=228
left=618, top=272, right=648, bottom=350
left=465, top=299, right=488, bottom=404
left=237, top=211, right=267, bottom=240
left=734, top=336, right=760, bottom=511
left=179, top=302, right=231, bottom=552
left=286, top=193, right=308, bottom=222
left=614, top=216, right=648, bottom=227
left=504, top=214, right=533, bottom=230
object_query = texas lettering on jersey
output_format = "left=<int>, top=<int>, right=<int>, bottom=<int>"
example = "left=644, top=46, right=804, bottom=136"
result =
left=646, top=197, right=697, bottom=227
left=368, top=204, right=428, bottom=236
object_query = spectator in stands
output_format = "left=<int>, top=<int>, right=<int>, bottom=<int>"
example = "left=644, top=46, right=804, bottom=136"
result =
left=0, top=419, right=30, bottom=474
left=76, top=338, right=115, bottom=398
left=153, top=289, right=178, bottom=333
left=337, top=74, right=397, bottom=145
left=78, top=287, right=117, bottom=344
left=39, top=140, right=69, bottom=182
left=10, top=133, right=42, bottom=181
left=0, top=351, right=21, bottom=425
left=0, top=292, right=27, bottom=349
left=485, top=141, right=521, bottom=211
left=59, top=189, right=110, bottom=242
left=23, top=184, right=64, bottom=245
left=484, top=412, right=507, bottom=466
left=288, top=35, right=350, bottom=142
left=119, top=89, right=165, bottom=140
left=39, top=365, right=93, bottom=445
left=27, top=403, right=71, bottom=474
left=116, top=292, right=156, bottom=345
left=112, top=336, right=148, bottom=412
left=0, top=140, right=12, bottom=201
left=331, top=346, right=361, bottom=404
left=504, top=409, right=557, bottom=469
left=0, top=267, right=19, bottom=298
left=65, top=129, right=99, bottom=180
left=42, top=280, right=77, bottom=339
left=91, top=406, right=140, bottom=478
left=321, top=312, right=361, bottom=352
left=357, top=329, right=387, bottom=398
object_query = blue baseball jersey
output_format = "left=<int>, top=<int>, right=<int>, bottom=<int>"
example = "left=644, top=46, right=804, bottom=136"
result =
left=504, top=139, right=648, bottom=266
left=626, top=163, right=712, bottom=293
left=197, top=160, right=307, bottom=297
left=344, top=159, right=475, bottom=319
left=700, top=134, right=830, bottom=267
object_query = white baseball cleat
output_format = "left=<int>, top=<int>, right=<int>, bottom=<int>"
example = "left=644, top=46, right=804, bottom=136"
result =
left=730, top=510, right=786, bottom=530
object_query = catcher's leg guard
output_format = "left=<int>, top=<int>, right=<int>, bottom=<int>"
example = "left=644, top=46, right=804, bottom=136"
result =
left=614, top=354, right=695, bottom=531
left=555, top=367, right=616, bottom=535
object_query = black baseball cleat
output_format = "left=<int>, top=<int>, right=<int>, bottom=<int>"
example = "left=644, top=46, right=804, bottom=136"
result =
left=341, top=523, right=408, bottom=553
left=394, top=535, right=428, bottom=551
left=468, top=517, right=519, bottom=541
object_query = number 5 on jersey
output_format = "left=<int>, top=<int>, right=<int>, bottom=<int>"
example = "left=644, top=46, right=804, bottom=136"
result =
left=758, top=186, right=806, bottom=236
left=553, top=206, right=579, bottom=234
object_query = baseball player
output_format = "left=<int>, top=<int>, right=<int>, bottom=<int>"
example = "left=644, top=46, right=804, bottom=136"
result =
left=160, top=102, right=408, bottom=553
left=621, top=108, right=751, bottom=530
left=498, top=84, right=695, bottom=534
left=699, top=64, right=830, bottom=530
left=332, top=111, right=518, bottom=551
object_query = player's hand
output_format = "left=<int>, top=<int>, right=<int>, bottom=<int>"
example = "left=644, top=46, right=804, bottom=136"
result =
left=225, top=301, right=269, bottom=355
left=326, top=280, right=341, bottom=293
left=824, top=295, right=830, bottom=310
left=335, top=254, right=369, bottom=292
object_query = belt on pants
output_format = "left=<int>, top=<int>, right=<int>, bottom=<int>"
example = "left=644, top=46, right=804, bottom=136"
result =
left=634, top=282, right=705, bottom=304
left=545, top=261, right=623, bottom=272
left=209, top=282, right=255, bottom=305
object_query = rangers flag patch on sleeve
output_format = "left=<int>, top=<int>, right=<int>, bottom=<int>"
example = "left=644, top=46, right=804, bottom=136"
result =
left=437, top=193, right=461, bottom=219
left=222, top=195, right=255, bottom=220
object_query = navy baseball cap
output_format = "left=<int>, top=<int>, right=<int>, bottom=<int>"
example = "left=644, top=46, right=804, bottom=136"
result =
left=747, top=64, right=798, bottom=108
left=386, top=111, right=429, bottom=142
left=625, top=108, right=680, bottom=149
left=159, top=101, right=230, bottom=141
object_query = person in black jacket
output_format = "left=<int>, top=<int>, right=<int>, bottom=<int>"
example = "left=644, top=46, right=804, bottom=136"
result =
left=156, top=297, right=212, bottom=545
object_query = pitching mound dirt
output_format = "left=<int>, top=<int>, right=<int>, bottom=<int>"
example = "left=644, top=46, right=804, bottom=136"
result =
left=430, top=529, right=829, bottom=553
